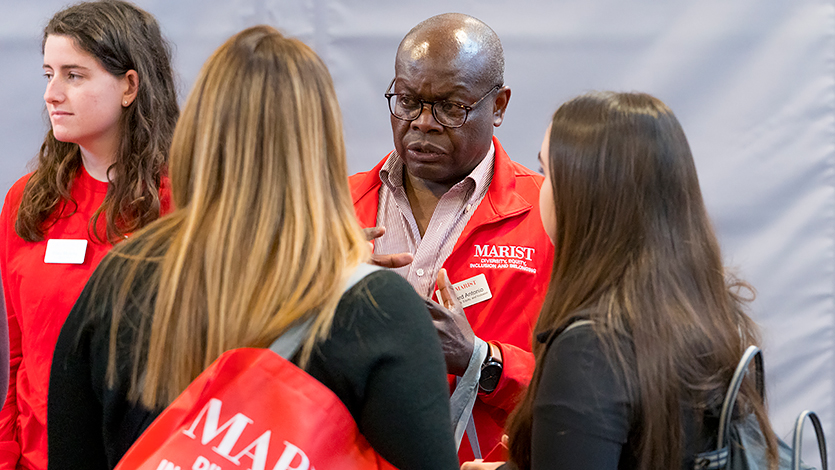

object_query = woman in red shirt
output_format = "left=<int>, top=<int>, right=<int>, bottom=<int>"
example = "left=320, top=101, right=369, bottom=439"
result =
left=0, top=1, right=178, bottom=468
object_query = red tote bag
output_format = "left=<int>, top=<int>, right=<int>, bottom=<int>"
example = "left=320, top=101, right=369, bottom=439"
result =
left=114, top=346, right=397, bottom=470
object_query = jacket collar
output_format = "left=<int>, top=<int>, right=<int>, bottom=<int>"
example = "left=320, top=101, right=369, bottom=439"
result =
left=350, top=154, right=388, bottom=228
left=350, top=136, right=534, bottom=228
left=471, top=136, right=533, bottom=223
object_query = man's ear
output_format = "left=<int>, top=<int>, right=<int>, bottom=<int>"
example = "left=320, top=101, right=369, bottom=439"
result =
left=121, top=70, right=139, bottom=107
left=492, top=86, right=511, bottom=127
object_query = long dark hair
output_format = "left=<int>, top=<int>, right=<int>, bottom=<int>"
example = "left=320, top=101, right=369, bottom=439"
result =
left=505, top=91, right=777, bottom=469
left=16, top=0, right=178, bottom=243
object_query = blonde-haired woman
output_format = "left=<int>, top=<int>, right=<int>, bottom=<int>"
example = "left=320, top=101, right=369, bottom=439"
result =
left=47, top=25, right=459, bottom=470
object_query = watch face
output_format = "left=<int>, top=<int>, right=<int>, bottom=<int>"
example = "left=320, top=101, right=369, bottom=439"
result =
left=480, top=362, right=502, bottom=393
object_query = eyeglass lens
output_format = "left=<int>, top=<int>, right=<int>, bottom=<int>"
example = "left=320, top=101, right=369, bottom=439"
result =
left=390, top=96, right=468, bottom=127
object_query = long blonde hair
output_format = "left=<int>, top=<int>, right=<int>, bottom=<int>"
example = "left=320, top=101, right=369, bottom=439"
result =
left=103, top=25, right=368, bottom=408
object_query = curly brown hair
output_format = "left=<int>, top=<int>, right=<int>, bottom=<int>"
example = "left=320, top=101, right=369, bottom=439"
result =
left=15, top=0, right=178, bottom=243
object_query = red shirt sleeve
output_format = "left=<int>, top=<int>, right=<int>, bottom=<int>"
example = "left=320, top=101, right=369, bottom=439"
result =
left=479, top=342, right=534, bottom=414
left=158, top=174, right=173, bottom=216
left=0, top=181, right=26, bottom=466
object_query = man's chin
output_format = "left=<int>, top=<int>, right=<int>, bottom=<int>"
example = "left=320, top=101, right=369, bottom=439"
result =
left=404, top=160, right=462, bottom=187
left=403, top=147, right=448, bottom=164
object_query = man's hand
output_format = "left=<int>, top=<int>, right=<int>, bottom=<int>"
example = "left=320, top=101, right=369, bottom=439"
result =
left=363, top=226, right=414, bottom=268
left=426, top=268, right=475, bottom=376
left=460, top=460, right=504, bottom=470
left=461, top=435, right=509, bottom=469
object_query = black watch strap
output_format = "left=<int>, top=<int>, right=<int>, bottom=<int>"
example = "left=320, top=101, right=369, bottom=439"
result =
left=479, top=342, right=503, bottom=394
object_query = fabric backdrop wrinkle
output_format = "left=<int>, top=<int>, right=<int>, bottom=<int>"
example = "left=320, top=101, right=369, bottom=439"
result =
left=0, top=1, right=833, bottom=467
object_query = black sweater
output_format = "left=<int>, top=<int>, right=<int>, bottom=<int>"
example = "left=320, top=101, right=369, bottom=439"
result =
left=48, top=248, right=459, bottom=470
left=502, top=322, right=717, bottom=469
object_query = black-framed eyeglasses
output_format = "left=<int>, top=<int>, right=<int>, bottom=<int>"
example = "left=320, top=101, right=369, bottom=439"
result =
left=384, top=78, right=501, bottom=128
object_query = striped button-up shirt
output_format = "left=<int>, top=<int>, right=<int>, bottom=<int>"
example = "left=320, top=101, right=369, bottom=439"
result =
left=374, top=144, right=495, bottom=297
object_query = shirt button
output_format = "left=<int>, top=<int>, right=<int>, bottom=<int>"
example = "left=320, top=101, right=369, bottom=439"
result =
left=416, top=268, right=425, bottom=277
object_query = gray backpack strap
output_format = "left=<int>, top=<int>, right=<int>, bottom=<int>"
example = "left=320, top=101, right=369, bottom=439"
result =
left=792, top=410, right=828, bottom=470
left=563, top=319, right=593, bottom=334
left=450, top=338, right=489, bottom=454
left=717, top=345, right=762, bottom=451
left=693, top=345, right=762, bottom=470
left=268, top=264, right=383, bottom=359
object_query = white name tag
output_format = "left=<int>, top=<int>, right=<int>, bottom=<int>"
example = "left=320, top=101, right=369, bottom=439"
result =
left=44, top=239, right=88, bottom=264
left=436, top=273, right=493, bottom=309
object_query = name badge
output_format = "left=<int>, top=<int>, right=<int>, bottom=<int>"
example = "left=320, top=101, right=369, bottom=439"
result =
left=44, top=239, right=88, bottom=264
left=436, top=273, right=493, bottom=309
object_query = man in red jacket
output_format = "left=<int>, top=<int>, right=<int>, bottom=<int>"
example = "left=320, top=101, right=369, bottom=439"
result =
left=350, top=13, right=554, bottom=462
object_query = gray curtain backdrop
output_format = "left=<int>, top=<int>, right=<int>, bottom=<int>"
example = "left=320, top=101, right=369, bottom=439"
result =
left=2, top=1, right=833, bottom=466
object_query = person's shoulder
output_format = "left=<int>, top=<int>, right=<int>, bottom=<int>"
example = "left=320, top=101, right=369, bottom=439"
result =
left=115, top=221, right=172, bottom=256
left=348, top=169, right=373, bottom=185
left=8, top=172, right=34, bottom=194
left=348, top=154, right=390, bottom=190
left=100, top=221, right=172, bottom=287
left=334, top=268, right=438, bottom=355
left=83, top=236, right=164, bottom=320
left=493, top=138, right=543, bottom=184
left=543, top=320, right=634, bottom=379
left=508, top=160, right=544, bottom=186
left=494, top=151, right=545, bottom=195
left=158, top=173, right=173, bottom=216
left=348, top=153, right=392, bottom=178
left=1, top=172, right=34, bottom=223
left=346, top=268, right=416, bottom=301
left=551, top=320, right=600, bottom=349
left=339, top=268, right=426, bottom=323
left=539, top=322, right=621, bottom=392
left=538, top=317, right=611, bottom=359
left=3, top=172, right=34, bottom=204
left=347, top=171, right=373, bottom=197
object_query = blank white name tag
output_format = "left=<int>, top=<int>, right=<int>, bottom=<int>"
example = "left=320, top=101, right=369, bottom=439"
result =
left=436, top=273, right=493, bottom=309
left=44, top=239, right=88, bottom=264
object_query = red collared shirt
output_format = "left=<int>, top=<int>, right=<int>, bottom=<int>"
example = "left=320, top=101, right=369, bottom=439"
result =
left=0, top=166, right=171, bottom=469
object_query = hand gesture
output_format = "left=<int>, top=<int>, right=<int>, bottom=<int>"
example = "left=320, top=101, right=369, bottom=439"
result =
left=363, top=226, right=414, bottom=268
left=425, top=268, right=475, bottom=376
left=460, top=460, right=505, bottom=470
left=461, top=436, right=509, bottom=469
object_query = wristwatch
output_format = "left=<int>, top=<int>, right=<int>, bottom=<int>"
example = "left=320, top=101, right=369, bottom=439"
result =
left=479, top=342, right=503, bottom=394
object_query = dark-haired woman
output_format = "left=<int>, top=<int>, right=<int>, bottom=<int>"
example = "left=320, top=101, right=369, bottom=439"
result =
left=463, top=92, right=778, bottom=470
left=0, top=1, right=178, bottom=468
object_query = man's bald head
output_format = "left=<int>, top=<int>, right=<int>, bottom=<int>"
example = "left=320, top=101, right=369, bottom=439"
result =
left=388, top=13, right=510, bottom=187
left=396, top=13, right=504, bottom=88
